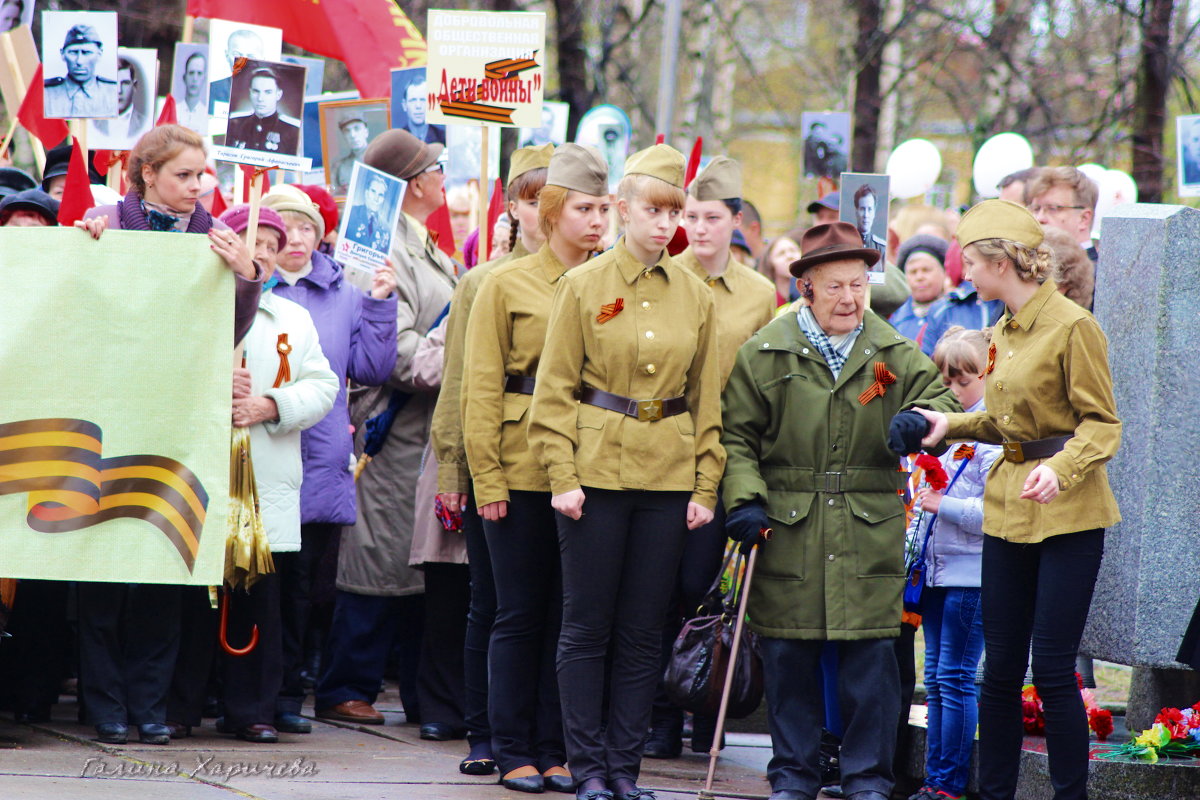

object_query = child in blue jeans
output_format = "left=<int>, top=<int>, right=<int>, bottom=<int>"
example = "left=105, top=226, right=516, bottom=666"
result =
left=909, top=327, right=1000, bottom=800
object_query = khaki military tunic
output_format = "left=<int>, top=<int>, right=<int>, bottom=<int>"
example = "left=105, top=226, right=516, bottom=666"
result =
left=44, top=75, right=117, bottom=118
left=945, top=279, right=1121, bottom=543
left=674, top=246, right=776, bottom=384
left=430, top=240, right=529, bottom=494
left=528, top=237, right=725, bottom=509
left=463, top=245, right=577, bottom=506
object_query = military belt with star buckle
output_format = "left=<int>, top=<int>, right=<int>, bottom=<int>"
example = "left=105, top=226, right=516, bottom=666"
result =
left=578, top=387, right=687, bottom=422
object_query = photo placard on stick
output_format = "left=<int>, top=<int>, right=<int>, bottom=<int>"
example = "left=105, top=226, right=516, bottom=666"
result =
left=320, top=97, right=390, bottom=198
left=172, top=43, right=209, bottom=135
left=282, top=54, right=325, bottom=100
left=303, top=90, right=357, bottom=172
left=575, top=104, right=631, bottom=193
left=0, top=23, right=40, bottom=121
left=519, top=100, right=568, bottom=148
left=802, top=111, right=850, bottom=180
left=335, top=162, right=405, bottom=291
left=211, top=58, right=310, bottom=171
left=207, top=18, right=282, bottom=134
left=1178, top=115, right=1200, bottom=198
left=839, top=172, right=890, bottom=285
left=391, top=67, right=445, bottom=145
left=42, top=10, right=119, bottom=119
left=425, top=10, right=546, bottom=128
left=88, top=47, right=157, bottom=151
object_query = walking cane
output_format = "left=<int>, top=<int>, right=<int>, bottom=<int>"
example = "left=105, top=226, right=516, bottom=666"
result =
left=698, top=528, right=771, bottom=800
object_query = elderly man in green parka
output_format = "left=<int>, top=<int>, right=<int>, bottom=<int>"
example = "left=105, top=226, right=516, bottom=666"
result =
left=720, top=222, right=959, bottom=800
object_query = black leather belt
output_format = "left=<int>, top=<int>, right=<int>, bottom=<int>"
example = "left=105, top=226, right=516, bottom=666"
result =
left=504, top=375, right=536, bottom=395
left=1001, top=435, right=1070, bottom=463
left=578, top=386, right=687, bottom=422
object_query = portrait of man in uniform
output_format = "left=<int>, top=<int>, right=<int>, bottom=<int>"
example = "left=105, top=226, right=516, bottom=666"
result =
left=172, top=44, right=209, bottom=135
left=344, top=172, right=395, bottom=252
left=390, top=67, right=445, bottom=146
left=91, top=50, right=155, bottom=148
left=206, top=19, right=281, bottom=134
left=225, top=61, right=304, bottom=157
left=335, top=162, right=403, bottom=276
left=839, top=172, right=890, bottom=282
left=42, top=12, right=120, bottom=119
left=319, top=97, right=390, bottom=198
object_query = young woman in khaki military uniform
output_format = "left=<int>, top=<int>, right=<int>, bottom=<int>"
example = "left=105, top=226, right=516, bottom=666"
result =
left=528, top=144, right=725, bottom=800
left=432, top=143, right=554, bottom=777
left=461, top=144, right=611, bottom=794
left=915, top=200, right=1120, bottom=800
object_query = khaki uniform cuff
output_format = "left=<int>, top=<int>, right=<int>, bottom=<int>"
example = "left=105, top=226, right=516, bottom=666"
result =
left=546, top=463, right=581, bottom=496
left=436, top=462, right=471, bottom=495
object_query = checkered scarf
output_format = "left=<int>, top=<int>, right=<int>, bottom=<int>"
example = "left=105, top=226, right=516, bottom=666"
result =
left=797, top=305, right=863, bottom=378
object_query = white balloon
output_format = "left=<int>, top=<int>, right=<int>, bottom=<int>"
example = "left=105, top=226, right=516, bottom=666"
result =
left=1077, top=163, right=1107, bottom=187
left=885, top=139, right=942, bottom=199
left=1103, top=169, right=1138, bottom=206
left=972, top=133, right=1034, bottom=197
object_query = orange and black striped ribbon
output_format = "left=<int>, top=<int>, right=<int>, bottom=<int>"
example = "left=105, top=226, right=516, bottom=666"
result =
left=857, top=361, right=897, bottom=406
left=596, top=298, right=624, bottom=324
left=483, top=54, right=539, bottom=80
left=0, top=418, right=208, bottom=572
left=439, top=99, right=516, bottom=125
left=953, top=444, right=976, bottom=460
left=273, top=334, right=292, bottom=389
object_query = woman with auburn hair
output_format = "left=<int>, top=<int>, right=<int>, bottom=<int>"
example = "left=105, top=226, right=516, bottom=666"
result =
left=75, top=124, right=266, bottom=746
left=528, top=144, right=724, bottom=800
left=462, top=143, right=611, bottom=795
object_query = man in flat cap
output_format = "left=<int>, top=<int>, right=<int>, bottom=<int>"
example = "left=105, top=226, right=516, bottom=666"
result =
left=226, top=68, right=300, bottom=154
left=334, top=114, right=371, bottom=194
left=45, top=23, right=117, bottom=118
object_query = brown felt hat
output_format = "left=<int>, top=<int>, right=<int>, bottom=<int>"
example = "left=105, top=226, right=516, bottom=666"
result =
left=546, top=143, right=608, bottom=196
left=956, top=198, right=1044, bottom=250
left=509, top=143, right=555, bottom=188
left=363, top=129, right=444, bottom=181
left=788, top=221, right=881, bottom=277
left=623, top=144, right=685, bottom=188
left=688, top=155, right=741, bottom=201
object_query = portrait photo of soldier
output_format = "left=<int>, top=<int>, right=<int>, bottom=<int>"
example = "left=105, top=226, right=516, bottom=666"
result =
left=319, top=98, right=390, bottom=198
left=206, top=19, right=281, bottom=133
left=225, top=61, right=305, bottom=157
left=343, top=169, right=398, bottom=253
left=172, top=43, right=209, bottom=135
left=390, top=67, right=445, bottom=146
left=801, top=111, right=850, bottom=180
left=90, top=49, right=156, bottom=149
left=838, top=173, right=891, bottom=280
left=42, top=11, right=120, bottom=119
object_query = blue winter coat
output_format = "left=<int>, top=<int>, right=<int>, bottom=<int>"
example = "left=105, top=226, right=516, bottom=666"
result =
left=271, top=251, right=398, bottom=525
left=920, top=282, right=1004, bottom=357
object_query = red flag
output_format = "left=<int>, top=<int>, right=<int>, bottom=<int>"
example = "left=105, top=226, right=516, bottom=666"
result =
left=684, top=137, right=703, bottom=187
left=16, top=65, right=69, bottom=148
left=655, top=134, right=665, bottom=145
left=186, top=0, right=425, bottom=98
left=156, top=94, right=178, bottom=127
left=57, top=138, right=94, bottom=226
left=486, top=177, right=504, bottom=246
left=240, top=164, right=272, bottom=200
left=426, top=192, right=456, bottom=258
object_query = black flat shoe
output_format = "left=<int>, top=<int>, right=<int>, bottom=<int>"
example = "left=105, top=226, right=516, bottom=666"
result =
left=420, top=722, right=465, bottom=741
left=500, top=773, right=545, bottom=793
left=274, top=712, right=312, bottom=734
left=96, top=723, right=128, bottom=744
left=460, top=756, right=497, bottom=775
left=138, top=723, right=171, bottom=745
left=614, top=788, right=656, bottom=800
left=576, top=790, right=613, bottom=800
left=543, top=773, right=575, bottom=793
left=237, top=723, right=279, bottom=743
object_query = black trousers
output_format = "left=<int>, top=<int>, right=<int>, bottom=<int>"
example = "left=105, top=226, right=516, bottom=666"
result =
left=761, top=637, right=899, bottom=798
left=78, top=582, right=182, bottom=726
left=978, top=529, right=1104, bottom=800
left=222, top=571, right=284, bottom=729
left=276, top=523, right=340, bottom=715
left=462, top=490, right=496, bottom=748
left=556, top=488, right=690, bottom=784
left=651, top=499, right=728, bottom=731
left=484, top=490, right=565, bottom=773
left=417, top=563, right=469, bottom=730
left=167, top=586, right=219, bottom=726
left=316, top=590, right=418, bottom=715
left=0, top=579, right=72, bottom=720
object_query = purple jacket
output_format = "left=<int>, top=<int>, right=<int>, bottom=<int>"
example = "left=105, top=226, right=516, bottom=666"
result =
left=271, top=250, right=398, bottom=525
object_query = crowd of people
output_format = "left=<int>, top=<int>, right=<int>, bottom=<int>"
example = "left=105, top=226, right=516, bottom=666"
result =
left=0, top=122, right=1121, bottom=800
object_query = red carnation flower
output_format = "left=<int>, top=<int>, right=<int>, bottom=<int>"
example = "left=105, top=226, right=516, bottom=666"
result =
left=914, top=454, right=949, bottom=491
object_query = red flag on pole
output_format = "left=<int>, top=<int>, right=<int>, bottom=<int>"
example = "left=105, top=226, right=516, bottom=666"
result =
left=486, top=177, right=504, bottom=248
left=57, top=138, right=94, bottom=226
left=684, top=137, right=703, bottom=187
left=156, top=94, right=178, bottom=127
left=16, top=65, right=69, bottom=148
left=426, top=190, right=456, bottom=258
left=186, top=0, right=426, bottom=98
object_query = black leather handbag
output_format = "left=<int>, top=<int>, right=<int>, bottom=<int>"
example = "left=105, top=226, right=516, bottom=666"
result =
left=663, top=549, right=763, bottom=720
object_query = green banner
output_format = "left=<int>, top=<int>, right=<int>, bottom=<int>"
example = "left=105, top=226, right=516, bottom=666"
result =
left=0, top=228, right=234, bottom=584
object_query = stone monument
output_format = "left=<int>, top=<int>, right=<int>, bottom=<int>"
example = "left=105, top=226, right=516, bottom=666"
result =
left=1084, top=202, right=1200, bottom=729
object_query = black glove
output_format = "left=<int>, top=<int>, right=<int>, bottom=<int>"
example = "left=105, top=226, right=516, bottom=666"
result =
left=888, top=409, right=930, bottom=456
left=725, top=503, right=770, bottom=555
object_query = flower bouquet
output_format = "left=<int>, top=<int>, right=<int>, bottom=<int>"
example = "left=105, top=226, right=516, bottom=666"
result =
left=1098, top=704, right=1200, bottom=762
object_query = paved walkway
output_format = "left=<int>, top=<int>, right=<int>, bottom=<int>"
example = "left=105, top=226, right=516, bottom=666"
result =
left=0, top=688, right=777, bottom=800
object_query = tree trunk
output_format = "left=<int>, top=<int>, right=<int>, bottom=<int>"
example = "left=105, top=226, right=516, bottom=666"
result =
left=852, top=0, right=884, bottom=172
left=553, top=0, right=594, bottom=141
left=1132, top=0, right=1174, bottom=203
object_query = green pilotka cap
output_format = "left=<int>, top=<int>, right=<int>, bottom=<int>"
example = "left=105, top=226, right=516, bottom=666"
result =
left=623, top=143, right=685, bottom=189
left=956, top=199, right=1045, bottom=249
left=508, top=143, right=554, bottom=188
left=688, top=155, right=741, bottom=201
left=546, top=143, right=608, bottom=196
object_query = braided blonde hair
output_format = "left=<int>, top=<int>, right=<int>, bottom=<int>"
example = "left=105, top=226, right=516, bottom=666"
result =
left=971, top=237, right=1059, bottom=284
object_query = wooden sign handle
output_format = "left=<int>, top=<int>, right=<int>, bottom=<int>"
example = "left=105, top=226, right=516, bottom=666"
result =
left=479, top=125, right=489, bottom=261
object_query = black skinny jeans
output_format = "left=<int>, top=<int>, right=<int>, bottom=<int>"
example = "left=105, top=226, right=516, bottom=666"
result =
left=461, top=491, right=496, bottom=749
left=484, top=490, right=565, bottom=773
left=556, top=487, right=690, bottom=784
left=979, top=529, right=1104, bottom=800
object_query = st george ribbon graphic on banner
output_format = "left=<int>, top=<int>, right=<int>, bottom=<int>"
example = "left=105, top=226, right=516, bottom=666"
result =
left=0, top=228, right=233, bottom=585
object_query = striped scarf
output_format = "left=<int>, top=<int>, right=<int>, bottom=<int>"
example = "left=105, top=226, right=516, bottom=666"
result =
left=796, top=305, right=863, bottom=378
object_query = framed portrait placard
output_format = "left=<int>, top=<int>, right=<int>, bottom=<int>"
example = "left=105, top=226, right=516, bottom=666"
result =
left=838, top=172, right=890, bottom=285
left=335, top=162, right=405, bottom=290
left=319, top=97, right=390, bottom=198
